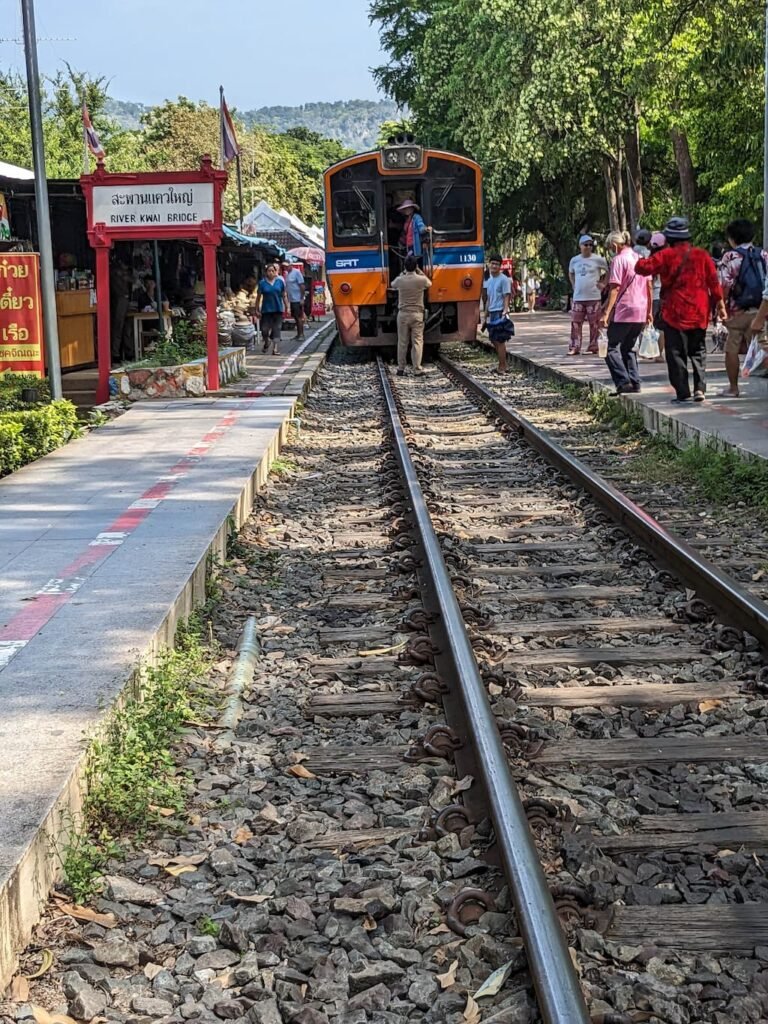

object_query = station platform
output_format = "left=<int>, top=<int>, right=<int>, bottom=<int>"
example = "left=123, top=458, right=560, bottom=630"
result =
left=496, top=312, right=768, bottom=461
left=0, top=320, right=335, bottom=985
left=220, top=316, right=336, bottom=398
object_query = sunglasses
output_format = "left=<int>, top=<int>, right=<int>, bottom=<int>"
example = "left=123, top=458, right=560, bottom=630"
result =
left=582, top=242, right=594, bottom=247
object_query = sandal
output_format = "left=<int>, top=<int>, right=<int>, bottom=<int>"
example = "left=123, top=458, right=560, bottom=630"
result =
left=718, top=387, right=740, bottom=398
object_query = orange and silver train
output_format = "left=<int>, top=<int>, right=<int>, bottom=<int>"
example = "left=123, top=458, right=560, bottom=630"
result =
left=323, top=138, right=484, bottom=347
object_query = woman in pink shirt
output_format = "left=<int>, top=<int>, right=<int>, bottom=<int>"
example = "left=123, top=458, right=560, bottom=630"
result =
left=599, top=230, right=653, bottom=394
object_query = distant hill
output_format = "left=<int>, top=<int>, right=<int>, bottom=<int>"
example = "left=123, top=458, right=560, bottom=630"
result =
left=105, top=97, right=402, bottom=152
left=241, top=99, right=401, bottom=152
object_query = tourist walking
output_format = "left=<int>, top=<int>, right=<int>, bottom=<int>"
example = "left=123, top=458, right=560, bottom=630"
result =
left=285, top=263, right=307, bottom=341
left=717, top=219, right=768, bottom=397
left=391, top=254, right=431, bottom=376
left=482, top=253, right=513, bottom=372
left=568, top=234, right=608, bottom=354
left=648, top=232, right=667, bottom=363
left=636, top=217, right=726, bottom=403
left=257, top=263, right=289, bottom=355
left=633, top=228, right=652, bottom=258
left=599, top=231, right=652, bottom=394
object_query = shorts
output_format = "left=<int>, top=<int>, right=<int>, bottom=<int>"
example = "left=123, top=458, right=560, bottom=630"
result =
left=290, top=301, right=304, bottom=323
left=725, top=308, right=756, bottom=356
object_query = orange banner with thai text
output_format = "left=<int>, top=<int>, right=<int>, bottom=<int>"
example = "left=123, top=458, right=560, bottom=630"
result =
left=0, top=254, right=45, bottom=377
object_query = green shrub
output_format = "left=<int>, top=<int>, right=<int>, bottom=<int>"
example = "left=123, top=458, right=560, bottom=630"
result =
left=0, top=400, right=80, bottom=477
left=0, top=373, right=52, bottom=411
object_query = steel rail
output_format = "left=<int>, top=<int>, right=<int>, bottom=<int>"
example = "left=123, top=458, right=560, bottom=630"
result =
left=377, top=359, right=590, bottom=1024
left=441, top=354, right=768, bottom=649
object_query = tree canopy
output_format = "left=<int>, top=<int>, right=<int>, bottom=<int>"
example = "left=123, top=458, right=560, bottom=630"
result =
left=369, top=0, right=766, bottom=268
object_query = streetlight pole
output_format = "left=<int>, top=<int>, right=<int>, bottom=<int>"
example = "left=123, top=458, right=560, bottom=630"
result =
left=764, top=0, right=768, bottom=245
left=20, top=0, right=63, bottom=399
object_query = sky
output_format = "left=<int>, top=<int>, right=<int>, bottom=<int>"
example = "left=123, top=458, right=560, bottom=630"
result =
left=0, top=0, right=387, bottom=108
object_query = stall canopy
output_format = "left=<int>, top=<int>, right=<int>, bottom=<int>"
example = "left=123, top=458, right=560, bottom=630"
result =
left=222, top=224, right=285, bottom=259
left=0, top=161, right=34, bottom=181
left=242, top=200, right=324, bottom=252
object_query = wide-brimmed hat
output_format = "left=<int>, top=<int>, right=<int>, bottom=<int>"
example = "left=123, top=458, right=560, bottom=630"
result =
left=663, top=216, right=691, bottom=241
left=650, top=231, right=666, bottom=248
left=397, top=199, right=419, bottom=213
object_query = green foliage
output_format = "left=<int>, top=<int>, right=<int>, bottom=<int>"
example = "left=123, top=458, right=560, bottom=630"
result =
left=0, top=373, right=51, bottom=410
left=197, top=916, right=221, bottom=937
left=0, top=400, right=80, bottom=477
left=127, top=318, right=208, bottom=368
left=63, top=623, right=211, bottom=899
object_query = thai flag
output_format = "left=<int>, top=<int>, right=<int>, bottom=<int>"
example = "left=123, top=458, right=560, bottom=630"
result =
left=220, top=90, right=240, bottom=166
left=82, top=102, right=105, bottom=161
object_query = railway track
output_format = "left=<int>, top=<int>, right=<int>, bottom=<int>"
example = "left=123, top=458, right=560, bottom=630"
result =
left=9, top=348, right=768, bottom=1024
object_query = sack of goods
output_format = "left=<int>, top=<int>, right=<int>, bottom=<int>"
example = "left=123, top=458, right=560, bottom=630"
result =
left=231, top=321, right=256, bottom=346
left=637, top=325, right=660, bottom=359
left=742, top=335, right=768, bottom=378
left=218, top=310, right=235, bottom=345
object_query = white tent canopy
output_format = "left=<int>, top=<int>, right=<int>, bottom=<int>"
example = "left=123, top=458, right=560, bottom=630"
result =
left=242, top=200, right=324, bottom=250
left=0, top=161, right=34, bottom=180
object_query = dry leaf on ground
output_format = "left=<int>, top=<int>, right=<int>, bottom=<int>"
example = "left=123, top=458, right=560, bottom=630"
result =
left=57, top=904, right=116, bottom=928
left=26, top=949, right=53, bottom=980
left=164, top=864, right=197, bottom=877
left=474, top=959, right=514, bottom=999
left=31, top=1008, right=78, bottom=1024
left=10, top=976, right=29, bottom=1002
left=463, top=994, right=482, bottom=1023
left=436, top=959, right=459, bottom=989
left=144, top=963, right=164, bottom=980
left=225, top=890, right=270, bottom=904
left=288, top=764, right=317, bottom=779
left=232, top=827, right=254, bottom=845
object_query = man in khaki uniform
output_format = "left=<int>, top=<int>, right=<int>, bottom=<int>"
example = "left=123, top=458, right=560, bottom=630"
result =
left=392, top=254, right=431, bottom=376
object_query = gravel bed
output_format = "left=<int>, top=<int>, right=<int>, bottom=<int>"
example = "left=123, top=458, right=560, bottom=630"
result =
left=1, top=353, right=531, bottom=1024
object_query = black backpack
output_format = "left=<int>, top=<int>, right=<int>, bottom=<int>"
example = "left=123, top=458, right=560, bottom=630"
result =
left=731, top=245, right=766, bottom=309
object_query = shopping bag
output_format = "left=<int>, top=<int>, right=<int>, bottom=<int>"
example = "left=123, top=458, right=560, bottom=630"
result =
left=638, top=325, right=660, bottom=359
left=742, top=335, right=768, bottom=377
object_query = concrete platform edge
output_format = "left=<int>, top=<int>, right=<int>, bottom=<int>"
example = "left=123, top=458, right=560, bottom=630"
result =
left=475, top=339, right=766, bottom=462
left=0, top=334, right=335, bottom=987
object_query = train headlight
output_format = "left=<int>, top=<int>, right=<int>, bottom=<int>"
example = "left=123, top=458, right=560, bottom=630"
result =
left=382, top=145, right=423, bottom=169
left=340, top=282, right=352, bottom=295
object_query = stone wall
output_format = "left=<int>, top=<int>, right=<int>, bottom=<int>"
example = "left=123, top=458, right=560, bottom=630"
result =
left=111, top=347, right=246, bottom=402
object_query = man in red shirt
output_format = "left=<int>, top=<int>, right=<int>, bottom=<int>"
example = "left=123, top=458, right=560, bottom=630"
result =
left=636, top=217, right=726, bottom=403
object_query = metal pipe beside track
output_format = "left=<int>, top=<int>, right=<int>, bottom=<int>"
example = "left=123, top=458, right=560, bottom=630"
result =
left=377, top=359, right=590, bottom=1024
left=441, top=354, right=768, bottom=650
left=219, top=615, right=260, bottom=731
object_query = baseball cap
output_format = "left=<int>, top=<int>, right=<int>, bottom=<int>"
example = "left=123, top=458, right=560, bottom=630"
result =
left=579, top=234, right=594, bottom=245
left=650, top=231, right=666, bottom=248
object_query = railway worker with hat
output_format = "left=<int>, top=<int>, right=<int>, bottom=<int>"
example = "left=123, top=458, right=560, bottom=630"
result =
left=397, top=199, right=431, bottom=259
left=599, top=230, right=652, bottom=394
left=391, top=254, right=431, bottom=376
left=636, top=217, right=726, bottom=403
left=568, top=234, right=608, bottom=354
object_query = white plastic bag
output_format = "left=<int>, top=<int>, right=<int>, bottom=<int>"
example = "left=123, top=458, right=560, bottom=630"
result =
left=597, top=329, right=609, bottom=358
left=743, top=335, right=768, bottom=377
left=638, top=325, right=660, bottom=359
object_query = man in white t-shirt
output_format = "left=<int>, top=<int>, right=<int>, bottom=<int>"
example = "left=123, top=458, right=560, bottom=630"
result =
left=568, top=234, right=608, bottom=355
left=482, top=254, right=513, bottom=372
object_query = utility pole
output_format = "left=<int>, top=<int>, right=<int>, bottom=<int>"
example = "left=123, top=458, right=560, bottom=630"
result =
left=20, top=0, right=63, bottom=399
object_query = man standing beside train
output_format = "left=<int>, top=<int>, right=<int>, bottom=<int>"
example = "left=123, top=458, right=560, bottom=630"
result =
left=483, top=254, right=513, bottom=372
left=392, top=254, right=431, bottom=376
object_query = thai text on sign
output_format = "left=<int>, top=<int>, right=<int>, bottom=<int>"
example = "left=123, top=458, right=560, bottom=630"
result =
left=90, top=183, right=215, bottom=228
left=0, top=254, right=45, bottom=376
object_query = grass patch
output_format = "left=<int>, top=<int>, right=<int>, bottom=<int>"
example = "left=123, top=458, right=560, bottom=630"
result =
left=270, top=455, right=298, bottom=476
left=62, top=621, right=212, bottom=901
left=197, top=915, right=221, bottom=937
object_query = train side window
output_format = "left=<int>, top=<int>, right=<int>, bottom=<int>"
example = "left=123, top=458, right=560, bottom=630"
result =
left=332, top=188, right=378, bottom=241
left=430, top=184, right=476, bottom=235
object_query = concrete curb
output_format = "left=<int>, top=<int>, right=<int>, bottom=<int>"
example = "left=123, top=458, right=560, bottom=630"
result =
left=474, top=338, right=767, bottom=462
left=0, top=332, right=336, bottom=987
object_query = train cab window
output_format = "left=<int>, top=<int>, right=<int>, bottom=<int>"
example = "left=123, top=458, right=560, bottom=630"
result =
left=332, top=188, right=378, bottom=241
left=431, top=185, right=476, bottom=234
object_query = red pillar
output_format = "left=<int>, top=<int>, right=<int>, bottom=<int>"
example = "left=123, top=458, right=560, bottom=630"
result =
left=95, top=244, right=112, bottom=404
left=203, top=242, right=219, bottom=392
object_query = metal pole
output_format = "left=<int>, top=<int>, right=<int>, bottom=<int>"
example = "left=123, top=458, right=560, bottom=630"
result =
left=20, top=0, right=62, bottom=399
left=763, top=0, right=768, bottom=246
left=236, top=154, right=245, bottom=230
left=152, top=241, right=163, bottom=333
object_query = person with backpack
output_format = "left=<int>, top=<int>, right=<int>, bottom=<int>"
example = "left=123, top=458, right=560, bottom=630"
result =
left=718, top=219, right=768, bottom=397
left=636, top=217, right=726, bottom=403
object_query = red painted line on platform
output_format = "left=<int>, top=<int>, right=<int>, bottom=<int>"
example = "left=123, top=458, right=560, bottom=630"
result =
left=0, top=402, right=255, bottom=671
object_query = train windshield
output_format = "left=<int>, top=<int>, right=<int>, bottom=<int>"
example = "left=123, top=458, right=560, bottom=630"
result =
left=427, top=157, right=476, bottom=238
left=330, top=159, right=380, bottom=246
